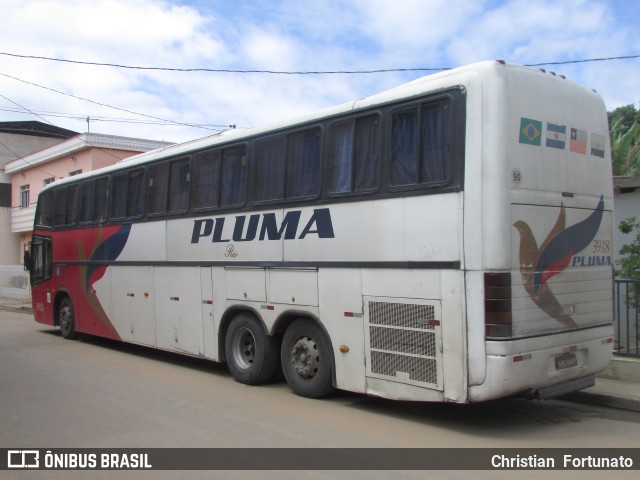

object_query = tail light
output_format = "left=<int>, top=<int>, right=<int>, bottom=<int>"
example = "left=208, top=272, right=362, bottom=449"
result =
left=484, top=272, right=512, bottom=338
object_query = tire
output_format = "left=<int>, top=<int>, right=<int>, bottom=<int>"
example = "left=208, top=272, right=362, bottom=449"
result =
left=59, top=296, right=78, bottom=340
left=281, top=318, right=334, bottom=398
left=225, top=313, right=279, bottom=385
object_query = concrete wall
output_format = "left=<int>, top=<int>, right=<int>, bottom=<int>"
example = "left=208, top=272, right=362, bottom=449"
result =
left=0, top=265, right=29, bottom=300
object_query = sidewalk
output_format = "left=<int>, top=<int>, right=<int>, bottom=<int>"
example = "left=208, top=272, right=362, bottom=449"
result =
left=565, top=377, right=640, bottom=413
left=0, top=296, right=33, bottom=313
left=1, top=296, right=639, bottom=412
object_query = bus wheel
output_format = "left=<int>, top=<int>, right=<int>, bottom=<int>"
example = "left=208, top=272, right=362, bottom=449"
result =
left=59, top=296, right=78, bottom=340
left=281, top=319, right=334, bottom=398
left=225, top=313, right=279, bottom=385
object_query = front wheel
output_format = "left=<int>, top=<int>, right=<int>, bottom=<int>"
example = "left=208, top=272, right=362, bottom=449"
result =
left=225, top=313, right=279, bottom=385
left=281, top=319, right=334, bottom=398
left=58, top=296, right=78, bottom=340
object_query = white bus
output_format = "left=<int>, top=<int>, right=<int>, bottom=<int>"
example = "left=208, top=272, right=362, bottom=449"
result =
left=29, top=60, right=614, bottom=402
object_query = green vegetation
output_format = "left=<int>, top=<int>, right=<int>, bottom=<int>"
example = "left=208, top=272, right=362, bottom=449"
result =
left=608, top=104, right=640, bottom=176
left=617, top=217, right=640, bottom=284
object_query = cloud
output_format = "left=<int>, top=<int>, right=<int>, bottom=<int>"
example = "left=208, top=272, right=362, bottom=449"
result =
left=0, top=0, right=638, bottom=144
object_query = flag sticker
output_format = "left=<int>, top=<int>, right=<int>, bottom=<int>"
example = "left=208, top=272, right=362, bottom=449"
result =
left=570, top=128, right=587, bottom=154
left=546, top=122, right=566, bottom=149
left=520, top=118, right=542, bottom=146
left=591, top=133, right=605, bottom=158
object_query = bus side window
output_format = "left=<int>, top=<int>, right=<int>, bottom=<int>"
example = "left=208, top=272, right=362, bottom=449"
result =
left=329, top=115, right=379, bottom=194
left=169, top=158, right=191, bottom=213
left=420, top=101, right=450, bottom=184
left=220, top=145, right=247, bottom=207
left=53, top=187, right=68, bottom=227
left=128, top=169, right=145, bottom=217
left=147, top=163, right=170, bottom=215
left=36, top=190, right=54, bottom=227
left=95, top=177, right=109, bottom=223
left=253, top=136, right=285, bottom=202
left=110, top=173, right=128, bottom=220
left=353, top=115, right=379, bottom=192
left=390, top=101, right=451, bottom=187
left=286, top=128, right=320, bottom=199
left=193, top=149, right=221, bottom=210
left=66, top=184, right=79, bottom=226
left=390, top=108, right=419, bottom=186
left=79, top=181, right=95, bottom=224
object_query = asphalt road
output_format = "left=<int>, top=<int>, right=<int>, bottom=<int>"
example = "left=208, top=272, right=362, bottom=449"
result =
left=1, top=309, right=639, bottom=480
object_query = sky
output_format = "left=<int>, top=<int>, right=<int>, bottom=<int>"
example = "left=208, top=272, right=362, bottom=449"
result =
left=0, top=0, right=638, bottom=144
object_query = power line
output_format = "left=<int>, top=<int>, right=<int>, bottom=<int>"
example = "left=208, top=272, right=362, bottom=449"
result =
left=0, top=71, right=227, bottom=134
left=1, top=51, right=638, bottom=75
left=0, top=92, right=65, bottom=179
left=0, top=106, right=232, bottom=128
left=0, top=93, right=56, bottom=127
left=0, top=91, right=179, bottom=175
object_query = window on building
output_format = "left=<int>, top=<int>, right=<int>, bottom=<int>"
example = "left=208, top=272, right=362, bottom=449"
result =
left=43, top=177, right=55, bottom=187
left=69, top=169, right=82, bottom=177
left=20, top=185, right=30, bottom=208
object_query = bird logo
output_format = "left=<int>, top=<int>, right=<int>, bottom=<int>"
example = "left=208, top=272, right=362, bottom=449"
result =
left=513, top=195, right=604, bottom=327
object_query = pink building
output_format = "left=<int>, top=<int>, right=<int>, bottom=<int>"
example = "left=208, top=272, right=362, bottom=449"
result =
left=5, top=133, right=173, bottom=263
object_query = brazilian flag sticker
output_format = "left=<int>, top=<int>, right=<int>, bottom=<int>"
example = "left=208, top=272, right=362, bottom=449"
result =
left=519, top=117, right=542, bottom=146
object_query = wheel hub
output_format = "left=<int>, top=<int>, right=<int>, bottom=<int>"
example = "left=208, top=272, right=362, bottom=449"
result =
left=60, top=306, right=71, bottom=330
left=290, top=336, right=319, bottom=379
left=231, top=327, right=256, bottom=369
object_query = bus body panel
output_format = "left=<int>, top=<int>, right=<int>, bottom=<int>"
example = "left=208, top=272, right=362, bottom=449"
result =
left=106, top=266, right=155, bottom=346
left=167, top=195, right=462, bottom=265
left=318, top=268, right=367, bottom=394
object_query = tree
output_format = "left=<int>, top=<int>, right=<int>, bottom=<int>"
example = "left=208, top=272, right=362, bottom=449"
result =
left=618, top=218, right=640, bottom=282
left=609, top=104, right=640, bottom=176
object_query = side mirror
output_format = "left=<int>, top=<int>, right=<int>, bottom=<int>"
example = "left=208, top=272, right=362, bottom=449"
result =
left=23, top=249, right=32, bottom=272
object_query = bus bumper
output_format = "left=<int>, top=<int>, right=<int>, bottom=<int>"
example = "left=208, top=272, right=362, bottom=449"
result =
left=468, top=325, right=614, bottom=402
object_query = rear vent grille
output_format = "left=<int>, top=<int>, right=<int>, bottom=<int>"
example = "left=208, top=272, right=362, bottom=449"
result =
left=369, top=301, right=436, bottom=329
left=370, top=352, right=438, bottom=384
left=366, top=298, right=442, bottom=389
left=370, top=327, right=437, bottom=356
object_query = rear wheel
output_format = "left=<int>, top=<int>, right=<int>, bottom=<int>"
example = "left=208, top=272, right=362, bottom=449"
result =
left=225, top=313, right=279, bottom=385
left=281, top=319, right=334, bottom=398
left=59, top=296, right=78, bottom=340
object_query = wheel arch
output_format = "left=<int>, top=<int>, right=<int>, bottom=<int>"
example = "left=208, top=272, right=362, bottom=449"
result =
left=52, top=289, right=72, bottom=327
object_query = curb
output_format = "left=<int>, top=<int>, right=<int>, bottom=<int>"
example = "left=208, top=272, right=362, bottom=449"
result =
left=0, top=304, right=33, bottom=314
left=562, top=391, right=640, bottom=413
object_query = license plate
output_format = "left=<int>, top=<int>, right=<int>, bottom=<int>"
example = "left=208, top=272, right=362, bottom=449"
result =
left=555, top=352, right=578, bottom=370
